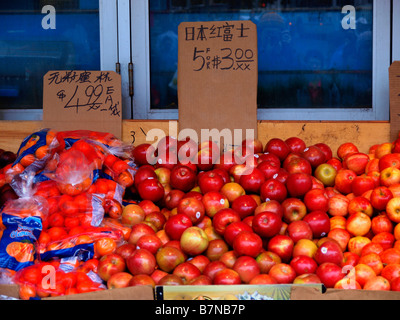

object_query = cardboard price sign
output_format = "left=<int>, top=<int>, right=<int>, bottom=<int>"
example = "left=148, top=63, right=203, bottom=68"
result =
left=390, top=61, right=400, bottom=142
left=178, top=21, right=258, bottom=151
left=43, top=70, right=122, bottom=139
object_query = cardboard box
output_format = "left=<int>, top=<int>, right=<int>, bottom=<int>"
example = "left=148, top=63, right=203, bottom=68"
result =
left=0, top=284, right=154, bottom=300
left=156, top=284, right=324, bottom=300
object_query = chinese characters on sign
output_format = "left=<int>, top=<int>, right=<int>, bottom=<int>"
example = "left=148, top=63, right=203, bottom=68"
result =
left=43, top=70, right=122, bottom=139
left=183, top=22, right=255, bottom=72
left=178, top=21, right=258, bottom=149
left=46, top=70, right=121, bottom=117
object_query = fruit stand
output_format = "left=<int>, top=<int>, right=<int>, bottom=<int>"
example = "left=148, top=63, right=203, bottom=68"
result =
left=1, top=115, right=400, bottom=301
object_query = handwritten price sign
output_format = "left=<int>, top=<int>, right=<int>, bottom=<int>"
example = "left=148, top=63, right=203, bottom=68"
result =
left=43, top=70, right=122, bottom=138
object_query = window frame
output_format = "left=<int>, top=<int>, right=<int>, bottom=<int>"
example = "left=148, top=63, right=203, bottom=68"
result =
left=131, top=0, right=392, bottom=121
left=0, top=0, right=118, bottom=120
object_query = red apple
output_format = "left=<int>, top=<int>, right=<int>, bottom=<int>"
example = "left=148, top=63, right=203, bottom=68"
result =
left=212, top=208, right=241, bottom=235
left=242, top=138, right=264, bottom=155
left=250, top=274, right=278, bottom=285
left=239, top=167, right=266, bottom=194
left=281, top=198, right=307, bottom=223
left=137, top=178, right=165, bottom=203
left=172, top=262, right=202, bottom=284
left=132, top=143, right=156, bottom=166
left=177, top=197, right=205, bottom=224
left=370, top=186, right=393, bottom=211
left=155, top=245, right=186, bottom=273
left=327, top=157, right=343, bottom=172
left=107, top=272, right=133, bottom=289
left=202, top=191, right=229, bottom=218
left=232, top=255, right=260, bottom=284
left=379, top=153, right=400, bottom=171
left=287, top=220, right=313, bottom=243
left=205, top=239, right=229, bottom=261
left=267, top=234, right=294, bottom=263
left=136, top=234, right=163, bottom=255
left=198, top=170, right=225, bottom=194
left=97, top=253, right=126, bottom=281
left=284, top=156, right=312, bottom=175
left=129, top=274, right=156, bottom=287
left=224, top=221, right=253, bottom=246
left=260, top=179, right=287, bottom=203
left=371, top=213, right=394, bottom=234
left=304, top=188, right=329, bottom=212
left=337, top=142, right=359, bottom=160
left=164, top=213, right=192, bottom=240
left=316, top=262, right=345, bottom=288
left=314, top=143, right=333, bottom=161
left=257, top=160, right=280, bottom=180
left=126, top=248, right=156, bottom=275
left=177, top=137, right=198, bottom=163
left=301, top=145, right=326, bottom=169
left=268, top=263, right=296, bottom=284
left=164, top=189, right=185, bottom=210
left=348, top=196, right=373, bottom=217
left=352, top=174, right=375, bottom=197
left=328, top=194, right=350, bottom=217
left=303, top=211, right=330, bottom=238
left=255, top=199, right=284, bottom=218
left=187, top=275, right=213, bottom=286
left=187, top=255, right=210, bottom=273
left=334, top=169, right=356, bottom=195
left=314, top=240, right=344, bottom=266
left=380, top=167, right=400, bottom=187
left=213, top=268, right=242, bottom=285
left=264, top=138, right=290, bottom=161
left=128, top=223, right=156, bottom=246
left=252, top=211, right=283, bottom=238
left=285, top=137, right=307, bottom=154
left=255, top=251, right=281, bottom=273
left=290, top=255, right=318, bottom=275
left=343, top=152, right=370, bottom=175
left=285, top=173, right=313, bottom=198
left=293, top=273, right=322, bottom=284
left=232, top=231, right=263, bottom=258
left=115, top=243, right=137, bottom=260
left=158, top=274, right=184, bottom=286
left=203, top=261, right=228, bottom=281
left=231, top=195, right=258, bottom=219
left=169, top=165, right=196, bottom=192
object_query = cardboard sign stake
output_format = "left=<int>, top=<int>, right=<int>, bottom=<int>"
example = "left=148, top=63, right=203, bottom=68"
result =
left=43, top=70, right=122, bottom=139
left=178, top=21, right=258, bottom=152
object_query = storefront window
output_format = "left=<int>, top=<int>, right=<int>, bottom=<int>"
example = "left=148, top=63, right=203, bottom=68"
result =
left=0, top=1, right=100, bottom=112
left=149, top=0, right=373, bottom=110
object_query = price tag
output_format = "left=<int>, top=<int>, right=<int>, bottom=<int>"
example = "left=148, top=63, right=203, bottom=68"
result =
left=43, top=70, right=122, bottom=139
left=178, top=20, right=258, bottom=149
left=390, top=61, right=400, bottom=141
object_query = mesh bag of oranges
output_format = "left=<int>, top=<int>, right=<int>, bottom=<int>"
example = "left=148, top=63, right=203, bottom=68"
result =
left=4, top=129, right=64, bottom=185
left=37, top=225, right=124, bottom=262
left=0, top=173, right=48, bottom=271
left=13, top=258, right=106, bottom=299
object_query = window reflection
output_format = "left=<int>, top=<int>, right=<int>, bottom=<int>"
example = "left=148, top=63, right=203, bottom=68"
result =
left=0, top=1, right=100, bottom=110
left=149, top=0, right=373, bottom=110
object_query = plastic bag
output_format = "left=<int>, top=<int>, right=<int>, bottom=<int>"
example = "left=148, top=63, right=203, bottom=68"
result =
left=5, top=129, right=64, bottom=185
left=14, top=259, right=106, bottom=299
left=37, top=225, right=124, bottom=261
left=46, top=148, right=95, bottom=196
left=0, top=173, right=48, bottom=271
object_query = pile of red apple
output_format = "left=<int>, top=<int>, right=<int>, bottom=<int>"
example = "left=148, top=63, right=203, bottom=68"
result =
left=100, top=135, right=400, bottom=292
